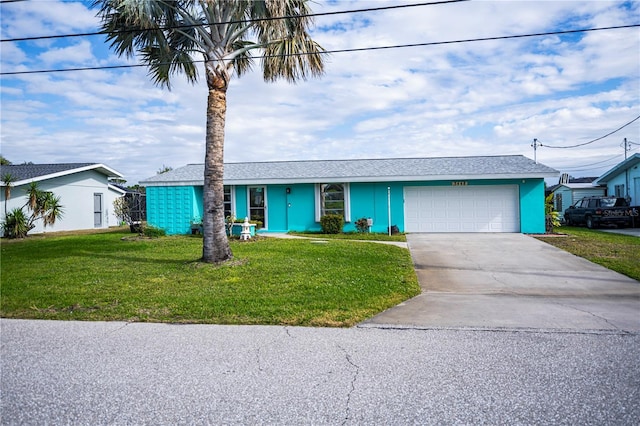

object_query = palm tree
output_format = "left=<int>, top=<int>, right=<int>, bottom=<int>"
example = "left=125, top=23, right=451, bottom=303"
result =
left=2, top=173, right=15, bottom=216
left=24, top=182, right=64, bottom=231
left=94, top=0, right=326, bottom=263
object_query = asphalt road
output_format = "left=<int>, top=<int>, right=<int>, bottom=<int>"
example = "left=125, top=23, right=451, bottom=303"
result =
left=2, top=319, right=639, bottom=425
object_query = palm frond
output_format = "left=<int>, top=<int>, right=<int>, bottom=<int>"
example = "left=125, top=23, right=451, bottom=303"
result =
left=95, top=0, right=203, bottom=88
left=229, top=40, right=256, bottom=77
left=94, top=0, right=326, bottom=87
left=257, top=0, right=326, bottom=83
left=25, top=182, right=39, bottom=212
left=42, top=193, right=64, bottom=227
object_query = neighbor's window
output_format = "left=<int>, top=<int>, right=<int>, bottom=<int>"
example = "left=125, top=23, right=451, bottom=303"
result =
left=315, top=183, right=350, bottom=222
left=555, top=193, right=563, bottom=212
left=614, top=184, right=625, bottom=198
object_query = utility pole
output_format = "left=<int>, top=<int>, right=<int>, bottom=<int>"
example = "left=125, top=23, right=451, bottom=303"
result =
left=623, top=137, right=629, bottom=160
left=623, top=138, right=630, bottom=200
left=531, top=138, right=542, bottom=163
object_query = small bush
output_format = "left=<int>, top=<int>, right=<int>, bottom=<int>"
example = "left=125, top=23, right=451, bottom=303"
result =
left=355, top=217, right=370, bottom=233
left=142, top=225, right=166, bottom=238
left=2, top=208, right=30, bottom=239
left=320, top=214, right=344, bottom=234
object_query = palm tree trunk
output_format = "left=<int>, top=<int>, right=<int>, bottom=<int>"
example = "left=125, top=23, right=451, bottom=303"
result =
left=202, top=80, right=233, bottom=263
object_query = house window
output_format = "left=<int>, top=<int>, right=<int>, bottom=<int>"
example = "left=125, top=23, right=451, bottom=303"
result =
left=555, top=193, right=563, bottom=212
left=315, top=183, right=350, bottom=222
left=223, top=186, right=234, bottom=219
left=614, top=184, right=625, bottom=198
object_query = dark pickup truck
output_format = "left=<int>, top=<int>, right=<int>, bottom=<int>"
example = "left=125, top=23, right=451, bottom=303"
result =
left=564, top=196, right=639, bottom=228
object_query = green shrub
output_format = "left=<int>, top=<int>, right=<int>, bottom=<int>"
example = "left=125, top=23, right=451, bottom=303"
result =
left=545, top=193, right=561, bottom=233
left=142, top=225, right=166, bottom=238
left=355, top=217, right=370, bottom=233
left=2, top=208, right=30, bottom=239
left=320, top=214, right=344, bottom=234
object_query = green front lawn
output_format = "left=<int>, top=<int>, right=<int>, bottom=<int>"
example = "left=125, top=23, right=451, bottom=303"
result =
left=535, top=227, right=640, bottom=281
left=0, top=231, right=420, bottom=326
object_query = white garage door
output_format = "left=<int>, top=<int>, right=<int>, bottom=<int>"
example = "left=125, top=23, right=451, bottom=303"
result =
left=404, top=185, right=520, bottom=233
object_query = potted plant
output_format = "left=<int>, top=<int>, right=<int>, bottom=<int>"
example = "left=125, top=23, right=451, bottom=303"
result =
left=190, top=217, right=203, bottom=235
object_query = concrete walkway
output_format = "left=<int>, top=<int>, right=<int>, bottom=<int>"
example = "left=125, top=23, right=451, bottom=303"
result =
left=361, top=233, right=640, bottom=333
left=261, top=232, right=408, bottom=248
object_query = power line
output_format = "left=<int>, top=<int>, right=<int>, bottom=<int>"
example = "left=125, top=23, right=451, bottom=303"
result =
left=541, top=115, right=640, bottom=149
left=2, top=24, right=637, bottom=76
left=557, top=153, right=625, bottom=171
left=0, top=0, right=469, bottom=43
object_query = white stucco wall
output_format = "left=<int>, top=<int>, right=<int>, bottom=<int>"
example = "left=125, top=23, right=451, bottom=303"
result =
left=1, top=170, right=123, bottom=235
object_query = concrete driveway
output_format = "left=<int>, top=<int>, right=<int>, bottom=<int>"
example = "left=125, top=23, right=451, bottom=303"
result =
left=599, top=227, right=640, bottom=237
left=361, top=233, right=640, bottom=332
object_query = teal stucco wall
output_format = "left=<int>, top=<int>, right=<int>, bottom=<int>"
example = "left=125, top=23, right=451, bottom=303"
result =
left=146, top=178, right=548, bottom=235
left=519, top=179, right=546, bottom=234
left=147, top=186, right=198, bottom=235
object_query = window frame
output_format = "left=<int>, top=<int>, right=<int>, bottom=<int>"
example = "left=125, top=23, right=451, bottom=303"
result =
left=223, top=185, right=235, bottom=219
left=315, top=183, right=350, bottom=222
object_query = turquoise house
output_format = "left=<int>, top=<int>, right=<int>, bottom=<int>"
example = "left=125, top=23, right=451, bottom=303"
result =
left=595, top=153, right=640, bottom=206
left=140, top=155, right=558, bottom=235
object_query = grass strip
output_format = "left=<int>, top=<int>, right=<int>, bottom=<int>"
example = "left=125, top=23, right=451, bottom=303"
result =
left=534, top=227, right=640, bottom=281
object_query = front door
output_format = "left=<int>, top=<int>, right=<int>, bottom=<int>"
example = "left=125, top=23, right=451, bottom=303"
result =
left=248, top=186, right=267, bottom=229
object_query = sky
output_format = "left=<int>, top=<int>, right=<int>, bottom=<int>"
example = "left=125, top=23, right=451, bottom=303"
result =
left=1, top=0, right=639, bottom=185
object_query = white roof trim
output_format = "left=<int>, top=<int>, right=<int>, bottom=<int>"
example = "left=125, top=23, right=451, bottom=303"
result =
left=223, top=173, right=557, bottom=185
left=12, top=163, right=124, bottom=187
left=595, top=153, right=640, bottom=184
left=108, top=184, right=127, bottom=195
left=144, top=173, right=556, bottom=187
left=144, top=180, right=203, bottom=187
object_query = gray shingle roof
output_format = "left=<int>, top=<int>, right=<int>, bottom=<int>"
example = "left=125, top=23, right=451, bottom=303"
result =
left=0, top=163, right=123, bottom=185
left=141, top=155, right=558, bottom=186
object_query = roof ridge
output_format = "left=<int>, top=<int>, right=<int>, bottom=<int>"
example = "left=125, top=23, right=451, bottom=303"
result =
left=186, top=154, right=527, bottom=167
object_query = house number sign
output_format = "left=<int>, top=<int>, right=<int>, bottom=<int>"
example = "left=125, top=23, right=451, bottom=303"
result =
left=451, top=181, right=468, bottom=186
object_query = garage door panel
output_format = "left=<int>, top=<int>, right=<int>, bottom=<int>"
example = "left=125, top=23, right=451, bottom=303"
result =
left=404, top=185, right=520, bottom=233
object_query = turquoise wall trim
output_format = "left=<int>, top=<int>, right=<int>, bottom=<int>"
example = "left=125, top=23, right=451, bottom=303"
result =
left=235, top=186, right=248, bottom=220
left=146, top=178, right=548, bottom=235
left=519, top=179, right=545, bottom=234
left=193, top=186, right=203, bottom=220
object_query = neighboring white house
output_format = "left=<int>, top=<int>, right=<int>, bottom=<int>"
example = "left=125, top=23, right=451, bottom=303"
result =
left=1, top=163, right=125, bottom=236
left=595, top=153, right=640, bottom=206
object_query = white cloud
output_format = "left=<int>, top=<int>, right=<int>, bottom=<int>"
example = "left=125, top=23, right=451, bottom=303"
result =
left=37, top=40, right=95, bottom=66
left=0, top=0, right=98, bottom=39
left=0, top=0, right=638, bottom=183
